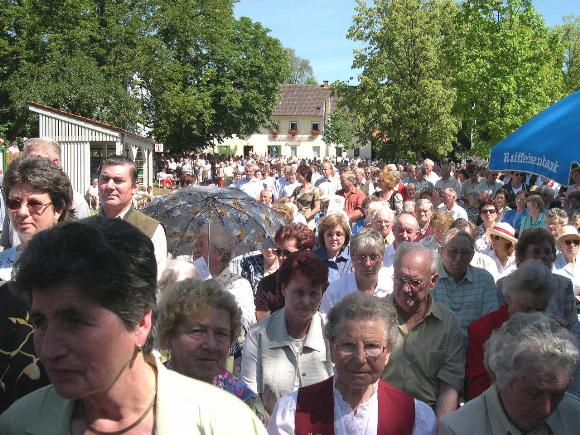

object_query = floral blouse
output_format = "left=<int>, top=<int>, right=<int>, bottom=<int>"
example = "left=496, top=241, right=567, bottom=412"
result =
left=213, top=368, right=267, bottom=425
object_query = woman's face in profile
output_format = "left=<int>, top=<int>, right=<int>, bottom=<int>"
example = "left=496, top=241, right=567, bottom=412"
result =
left=169, top=308, right=232, bottom=383
left=30, top=285, right=146, bottom=400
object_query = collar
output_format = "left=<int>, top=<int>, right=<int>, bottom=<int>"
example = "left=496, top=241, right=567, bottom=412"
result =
left=314, top=246, right=350, bottom=262
left=439, top=264, right=473, bottom=284
left=267, top=309, right=326, bottom=353
left=101, top=202, right=133, bottom=219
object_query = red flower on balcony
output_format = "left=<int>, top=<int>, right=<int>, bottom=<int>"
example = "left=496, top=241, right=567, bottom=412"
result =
left=311, top=129, right=321, bottom=137
left=271, top=130, right=279, bottom=137
left=288, top=129, right=299, bottom=137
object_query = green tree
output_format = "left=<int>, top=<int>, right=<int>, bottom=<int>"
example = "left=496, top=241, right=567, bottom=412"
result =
left=341, top=0, right=460, bottom=161
left=0, top=0, right=147, bottom=138
left=285, top=48, right=316, bottom=84
left=144, top=1, right=290, bottom=152
left=450, top=0, right=564, bottom=156
left=554, top=15, right=580, bottom=94
left=0, top=0, right=290, bottom=153
left=323, top=105, right=361, bottom=150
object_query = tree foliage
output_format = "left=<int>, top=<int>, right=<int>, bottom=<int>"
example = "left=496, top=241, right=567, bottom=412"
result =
left=0, top=0, right=290, bottom=152
left=554, top=15, right=580, bottom=95
left=285, top=48, right=316, bottom=84
left=340, top=0, right=460, bottom=161
left=323, top=105, right=360, bottom=150
left=450, top=0, right=564, bottom=156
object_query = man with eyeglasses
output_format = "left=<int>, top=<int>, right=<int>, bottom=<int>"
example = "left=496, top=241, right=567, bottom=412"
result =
left=320, top=228, right=393, bottom=314
left=382, top=243, right=465, bottom=419
left=433, top=229, right=499, bottom=344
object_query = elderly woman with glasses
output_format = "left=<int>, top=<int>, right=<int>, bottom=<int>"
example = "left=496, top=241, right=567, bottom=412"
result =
left=553, top=225, right=580, bottom=303
left=268, top=293, right=436, bottom=434
left=0, top=157, right=75, bottom=281
left=156, top=278, right=267, bottom=424
left=320, top=228, right=393, bottom=314
left=241, top=251, right=333, bottom=415
left=475, top=199, right=499, bottom=252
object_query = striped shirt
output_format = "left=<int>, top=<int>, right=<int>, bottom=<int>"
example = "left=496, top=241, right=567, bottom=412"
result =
left=433, top=265, right=499, bottom=347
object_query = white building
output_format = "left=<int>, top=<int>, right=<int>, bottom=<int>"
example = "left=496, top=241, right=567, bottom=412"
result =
left=28, top=102, right=155, bottom=193
left=211, top=82, right=371, bottom=159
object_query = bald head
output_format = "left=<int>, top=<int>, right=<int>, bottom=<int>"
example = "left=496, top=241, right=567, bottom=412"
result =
left=393, top=213, right=419, bottom=246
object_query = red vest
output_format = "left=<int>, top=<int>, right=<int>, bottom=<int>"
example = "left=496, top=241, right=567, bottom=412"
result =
left=295, top=376, right=415, bottom=435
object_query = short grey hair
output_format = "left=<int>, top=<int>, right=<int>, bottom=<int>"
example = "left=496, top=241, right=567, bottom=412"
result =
left=415, top=199, right=433, bottom=211
left=366, top=201, right=394, bottom=225
left=441, top=228, right=475, bottom=251
left=23, top=137, right=61, bottom=161
left=402, top=201, right=415, bottom=214
left=350, top=228, right=385, bottom=257
left=394, top=242, right=437, bottom=275
left=503, top=260, right=556, bottom=298
left=484, top=312, right=579, bottom=389
left=157, top=259, right=198, bottom=297
left=546, top=208, right=569, bottom=225
left=324, top=292, right=398, bottom=350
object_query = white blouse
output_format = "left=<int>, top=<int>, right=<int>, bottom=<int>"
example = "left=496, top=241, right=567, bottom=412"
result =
left=268, top=380, right=436, bottom=435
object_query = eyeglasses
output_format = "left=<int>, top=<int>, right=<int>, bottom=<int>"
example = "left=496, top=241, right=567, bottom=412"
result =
left=7, top=198, right=53, bottom=215
left=481, top=209, right=497, bottom=214
left=335, top=342, right=386, bottom=359
left=490, top=235, right=505, bottom=241
left=564, top=239, right=580, bottom=247
left=352, top=254, right=383, bottom=263
left=373, top=220, right=392, bottom=227
left=393, top=274, right=432, bottom=290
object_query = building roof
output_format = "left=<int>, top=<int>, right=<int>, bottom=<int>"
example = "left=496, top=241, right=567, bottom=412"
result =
left=273, top=84, right=337, bottom=117
left=28, top=102, right=154, bottom=144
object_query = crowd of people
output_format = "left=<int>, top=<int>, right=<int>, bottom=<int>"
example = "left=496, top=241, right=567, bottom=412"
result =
left=1, top=139, right=580, bottom=434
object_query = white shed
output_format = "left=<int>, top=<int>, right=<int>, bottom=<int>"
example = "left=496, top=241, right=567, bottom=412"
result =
left=28, top=102, right=155, bottom=195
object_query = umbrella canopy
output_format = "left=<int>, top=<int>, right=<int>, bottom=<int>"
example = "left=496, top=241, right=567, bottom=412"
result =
left=489, top=91, right=580, bottom=186
left=143, top=186, right=286, bottom=257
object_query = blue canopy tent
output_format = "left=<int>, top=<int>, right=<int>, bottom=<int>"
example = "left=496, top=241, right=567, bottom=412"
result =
left=489, top=91, right=580, bottom=186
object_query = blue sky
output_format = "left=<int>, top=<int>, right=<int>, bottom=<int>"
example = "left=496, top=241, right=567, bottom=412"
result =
left=235, top=0, right=579, bottom=83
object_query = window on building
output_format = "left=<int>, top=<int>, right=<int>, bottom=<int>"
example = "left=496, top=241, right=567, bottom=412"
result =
left=290, top=146, right=297, bottom=157
left=311, top=122, right=320, bottom=132
left=312, top=146, right=320, bottom=158
left=290, top=121, right=298, bottom=131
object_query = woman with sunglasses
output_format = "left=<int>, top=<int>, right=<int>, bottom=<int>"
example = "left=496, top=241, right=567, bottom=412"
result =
left=0, top=156, right=74, bottom=412
left=553, top=225, right=580, bottom=304
left=475, top=199, right=499, bottom=252
left=483, top=223, right=518, bottom=280
left=0, top=157, right=74, bottom=281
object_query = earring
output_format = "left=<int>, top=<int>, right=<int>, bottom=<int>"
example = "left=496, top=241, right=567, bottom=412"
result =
left=137, top=344, right=143, bottom=353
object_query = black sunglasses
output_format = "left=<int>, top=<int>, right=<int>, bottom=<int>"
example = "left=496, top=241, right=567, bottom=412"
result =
left=564, top=239, right=579, bottom=247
